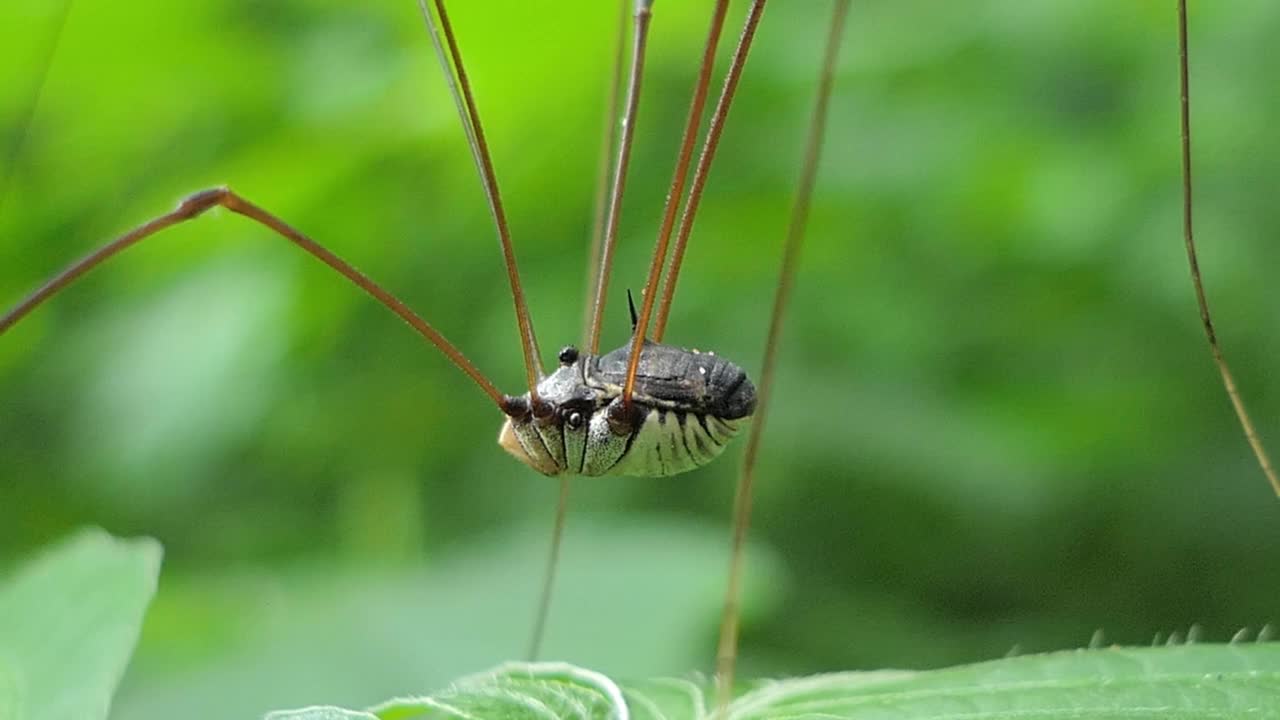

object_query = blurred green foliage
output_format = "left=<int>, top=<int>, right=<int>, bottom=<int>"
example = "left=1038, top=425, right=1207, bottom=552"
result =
left=1, top=0, right=1279, bottom=718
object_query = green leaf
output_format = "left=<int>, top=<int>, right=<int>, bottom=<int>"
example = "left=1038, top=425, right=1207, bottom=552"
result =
left=366, top=664, right=632, bottom=720
left=724, top=644, right=1280, bottom=718
left=267, top=644, right=1280, bottom=719
left=264, top=708, right=380, bottom=720
left=0, top=528, right=162, bottom=720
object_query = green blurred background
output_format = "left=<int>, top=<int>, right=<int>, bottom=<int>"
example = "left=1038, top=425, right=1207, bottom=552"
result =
left=2, top=0, right=1279, bottom=717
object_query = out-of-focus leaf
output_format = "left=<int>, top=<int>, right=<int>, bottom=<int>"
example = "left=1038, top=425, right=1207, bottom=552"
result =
left=265, top=708, right=380, bottom=720
left=0, top=528, right=162, bottom=720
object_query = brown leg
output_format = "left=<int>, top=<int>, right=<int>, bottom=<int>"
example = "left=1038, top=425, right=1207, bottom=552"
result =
left=585, top=1, right=656, bottom=356
left=418, top=0, right=544, bottom=397
left=621, top=0, right=767, bottom=411
left=715, top=1, right=851, bottom=714
left=1, top=187, right=506, bottom=407
left=654, top=0, right=770, bottom=345
left=1174, top=0, right=1278, bottom=497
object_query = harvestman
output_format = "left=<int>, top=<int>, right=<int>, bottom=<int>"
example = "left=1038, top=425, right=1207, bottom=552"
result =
left=0, top=0, right=853, bottom=693
left=1, top=0, right=1275, bottom=711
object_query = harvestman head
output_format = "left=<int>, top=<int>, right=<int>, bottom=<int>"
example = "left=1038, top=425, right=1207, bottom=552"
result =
left=2, top=0, right=1274, bottom=712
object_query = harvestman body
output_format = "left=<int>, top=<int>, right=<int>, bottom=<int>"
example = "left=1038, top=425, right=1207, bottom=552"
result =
left=501, top=333, right=756, bottom=477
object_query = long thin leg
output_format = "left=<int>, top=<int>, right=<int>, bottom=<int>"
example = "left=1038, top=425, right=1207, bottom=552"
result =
left=417, top=0, right=544, bottom=398
left=715, top=2, right=850, bottom=713
left=580, top=0, right=631, bottom=349
left=526, top=475, right=570, bottom=660
left=0, top=187, right=507, bottom=408
left=1175, top=0, right=1278, bottom=497
left=526, top=0, right=633, bottom=665
left=653, top=0, right=768, bottom=344
left=586, top=1, right=654, bottom=355
left=622, top=1, right=764, bottom=411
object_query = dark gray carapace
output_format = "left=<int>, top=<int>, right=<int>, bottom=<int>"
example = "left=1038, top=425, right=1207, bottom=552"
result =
left=499, top=341, right=756, bottom=477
